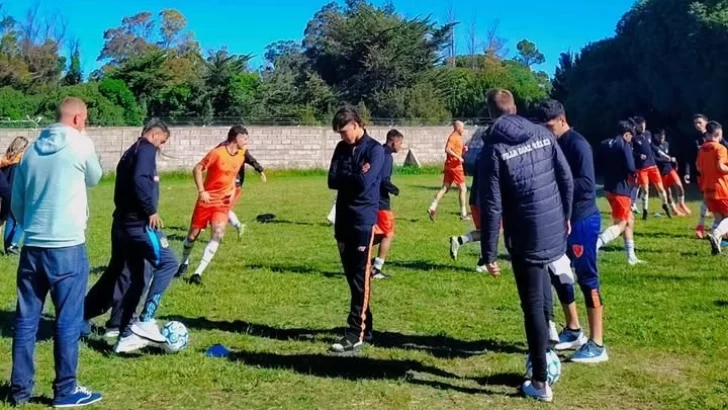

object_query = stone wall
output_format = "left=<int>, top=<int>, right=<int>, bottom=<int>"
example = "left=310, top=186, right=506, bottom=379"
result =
left=0, top=126, right=473, bottom=171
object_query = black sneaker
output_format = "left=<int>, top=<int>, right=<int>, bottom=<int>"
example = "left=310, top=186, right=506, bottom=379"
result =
left=188, top=274, right=202, bottom=285
left=662, top=203, right=673, bottom=219
left=330, top=334, right=364, bottom=354
left=175, top=263, right=188, bottom=278
left=642, top=209, right=648, bottom=221
left=6, top=245, right=20, bottom=255
left=372, top=268, right=389, bottom=280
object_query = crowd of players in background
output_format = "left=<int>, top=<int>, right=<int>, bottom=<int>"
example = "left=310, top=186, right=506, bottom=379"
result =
left=3, top=93, right=727, bottom=407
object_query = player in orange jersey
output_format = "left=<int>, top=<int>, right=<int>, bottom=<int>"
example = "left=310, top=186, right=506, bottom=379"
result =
left=176, top=125, right=248, bottom=284
left=428, top=121, right=469, bottom=221
left=696, top=121, right=728, bottom=255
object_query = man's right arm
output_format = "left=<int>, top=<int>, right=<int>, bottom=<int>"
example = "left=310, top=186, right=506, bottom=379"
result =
left=328, top=144, right=344, bottom=190
left=84, top=139, right=103, bottom=188
left=479, top=144, right=502, bottom=264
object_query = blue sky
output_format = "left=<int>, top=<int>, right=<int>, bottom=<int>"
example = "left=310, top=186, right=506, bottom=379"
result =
left=5, top=0, right=635, bottom=77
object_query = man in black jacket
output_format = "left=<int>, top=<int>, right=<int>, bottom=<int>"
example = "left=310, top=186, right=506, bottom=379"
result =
left=478, top=89, right=573, bottom=402
left=327, top=107, right=384, bottom=354
left=92, top=119, right=179, bottom=354
left=371, top=129, right=403, bottom=280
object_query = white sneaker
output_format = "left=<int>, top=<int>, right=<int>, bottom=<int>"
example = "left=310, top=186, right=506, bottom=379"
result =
left=522, top=380, right=553, bottom=402
left=131, top=320, right=166, bottom=343
left=103, top=328, right=120, bottom=338
left=114, top=333, right=150, bottom=354
left=628, top=257, right=645, bottom=266
left=475, top=264, right=487, bottom=273
left=449, top=237, right=460, bottom=260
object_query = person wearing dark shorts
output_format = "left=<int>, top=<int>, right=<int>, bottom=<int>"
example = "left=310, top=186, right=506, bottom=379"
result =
left=538, top=100, right=608, bottom=364
left=327, top=107, right=384, bottom=354
left=478, top=89, right=573, bottom=402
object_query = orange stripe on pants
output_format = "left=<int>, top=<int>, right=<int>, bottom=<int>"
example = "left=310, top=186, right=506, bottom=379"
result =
left=359, top=228, right=375, bottom=342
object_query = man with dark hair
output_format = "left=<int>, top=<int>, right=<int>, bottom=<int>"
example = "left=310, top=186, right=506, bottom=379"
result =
left=371, top=129, right=403, bottom=280
left=652, top=130, right=690, bottom=216
left=327, top=106, right=384, bottom=353
left=176, top=125, right=248, bottom=285
left=597, top=121, right=643, bottom=264
left=697, top=121, right=728, bottom=255
left=105, top=119, right=180, bottom=354
left=478, top=89, right=573, bottom=402
left=538, top=99, right=607, bottom=364
left=631, top=117, right=672, bottom=220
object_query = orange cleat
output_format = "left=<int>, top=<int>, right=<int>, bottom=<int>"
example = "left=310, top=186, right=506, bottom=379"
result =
left=696, top=225, right=705, bottom=239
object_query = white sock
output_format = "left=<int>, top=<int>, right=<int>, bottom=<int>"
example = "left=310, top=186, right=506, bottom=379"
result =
left=641, top=193, right=649, bottom=212
left=429, top=200, right=438, bottom=211
left=459, top=232, right=475, bottom=245
left=659, top=191, right=668, bottom=206
left=597, top=225, right=621, bottom=249
left=194, top=240, right=220, bottom=276
left=679, top=195, right=686, bottom=205
left=181, top=238, right=194, bottom=265
left=714, top=219, right=728, bottom=238
left=625, top=239, right=637, bottom=261
left=699, top=203, right=708, bottom=226
left=228, top=211, right=242, bottom=229
left=373, top=257, right=384, bottom=270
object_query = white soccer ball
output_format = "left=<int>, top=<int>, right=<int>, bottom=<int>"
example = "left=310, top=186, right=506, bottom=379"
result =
left=525, top=349, right=562, bottom=385
left=161, top=321, right=189, bottom=353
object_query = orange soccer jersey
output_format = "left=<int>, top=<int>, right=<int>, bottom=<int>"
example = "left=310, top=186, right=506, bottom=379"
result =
left=444, top=132, right=464, bottom=170
left=198, top=145, right=247, bottom=207
left=696, top=141, right=728, bottom=200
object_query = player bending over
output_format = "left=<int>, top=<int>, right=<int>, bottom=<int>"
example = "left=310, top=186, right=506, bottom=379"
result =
left=176, top=126, right=248, bottom=285
left=597, top=121, right=644, bottom=265
left=538, top=100, right=608, bottom=363
left=371, top=129, right=403, bottom=280
left=696, top=121, right=728, bottom=255
left=428, top=121, right=469, bottom=221
left=652, top=130, right=690, bottom=216
left=631, top=117, right=672, bottom=220
left=227, top=148, right=267, bottom=239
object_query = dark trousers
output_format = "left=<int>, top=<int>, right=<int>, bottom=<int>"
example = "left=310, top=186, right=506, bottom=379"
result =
left=511, top=257, right=551, bottom=383
left=11, top=245, right=89, bottom=403
left=552, top=213, right=602, bottom=308
left=336, top=224, right=375, bottom=342
left=105, top=219, right=178, bottom=337
left=84, top=259, right=151, bottom=329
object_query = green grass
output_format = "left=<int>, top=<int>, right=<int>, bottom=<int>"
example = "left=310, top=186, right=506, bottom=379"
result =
left=0, top=173, right=727, bottom=409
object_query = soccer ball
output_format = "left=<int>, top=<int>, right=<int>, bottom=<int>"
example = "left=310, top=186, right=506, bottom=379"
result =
left=161, top=321, right=189, bottom=353
left=525, top=349, right=562, bottom=385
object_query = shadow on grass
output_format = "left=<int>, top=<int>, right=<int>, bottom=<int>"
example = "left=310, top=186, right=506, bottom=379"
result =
left=0, top=311, right=55, bottom=341
left=408, top=184, right=442, bottom=191
left=600, top=245, right=661, bottom=254
left=264, top=219, right=330, bottom=227
left=245, top=263, right=341, bottom=278
left=83, top=336, right=168, bottom=358
left=387, top=257, right=511, bottom=273
left=90, top=266, right=106, bottom=275
left=638, top=231, right=692, bottom=240
left=714, top=300, right=728, bottom=307
left=162, top=316, right=524, bottom=358
left=166, top=234, right=187, bottom=243
left=0, top=382, right=53, bottom=406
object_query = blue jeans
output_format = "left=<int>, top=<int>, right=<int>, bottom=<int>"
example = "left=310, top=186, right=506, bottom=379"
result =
left=4, top=213, right=23, bottom=249
left=11, top=245, right=89, bottom=404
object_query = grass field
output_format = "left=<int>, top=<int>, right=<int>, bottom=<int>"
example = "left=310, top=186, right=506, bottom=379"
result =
left=0, top=170, right=727, bottom=410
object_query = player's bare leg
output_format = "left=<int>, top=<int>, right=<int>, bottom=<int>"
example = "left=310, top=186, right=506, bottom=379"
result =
left=597, top=219, right=625, bottom=250
left=373, top=235, right=393, bottom=279
left=176, top=227, right=202, bottom=278
left=228, top=210, right=245, bottom=240
left=655, top=183, right=672, bottom=218
left=697, top=202, right=709, bottom=238
left=457, top=184, right=469, bottom=220
left=624, top=214, right=643, bottom=264
left=428, top=184, right=450, bottom=221
left=189, top=222, right=226, bottom=285
left=640, top=184, right=650, bottom=220
left=561, top=303, right=581, bottom=331
left=675, top=183, right=691, bottom=215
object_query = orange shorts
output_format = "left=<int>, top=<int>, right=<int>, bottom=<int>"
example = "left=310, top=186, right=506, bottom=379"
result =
left=706, top=198, right=728, bottom=215
left=191, top=202, right=229, bottom=230
left=374, top=210, right=395, bottom=237
left=637, top=165, right=663, bottom=188
left=470, top=205, right=481, bottom=230
left=662, top=169, right=681, bottom=189
left=606, top=192, right=632, bottom=222
left=444, top=167, right=466, bottom=186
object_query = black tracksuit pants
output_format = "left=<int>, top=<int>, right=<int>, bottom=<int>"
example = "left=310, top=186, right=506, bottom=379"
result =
left=336, top=224, right=375, bottom=342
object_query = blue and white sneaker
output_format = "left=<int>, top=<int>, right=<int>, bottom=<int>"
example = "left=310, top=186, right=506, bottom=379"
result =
left=522, top=380, right=553, bottom=402
left=570, top=339, right=609, bottom=364
left=52, top=385, right=102, bottom=408
left=554, top=328, right=587, bottom=351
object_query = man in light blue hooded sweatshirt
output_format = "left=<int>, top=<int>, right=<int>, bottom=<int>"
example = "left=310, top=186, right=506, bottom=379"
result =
left=10, top=97, right=104, bottom=408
